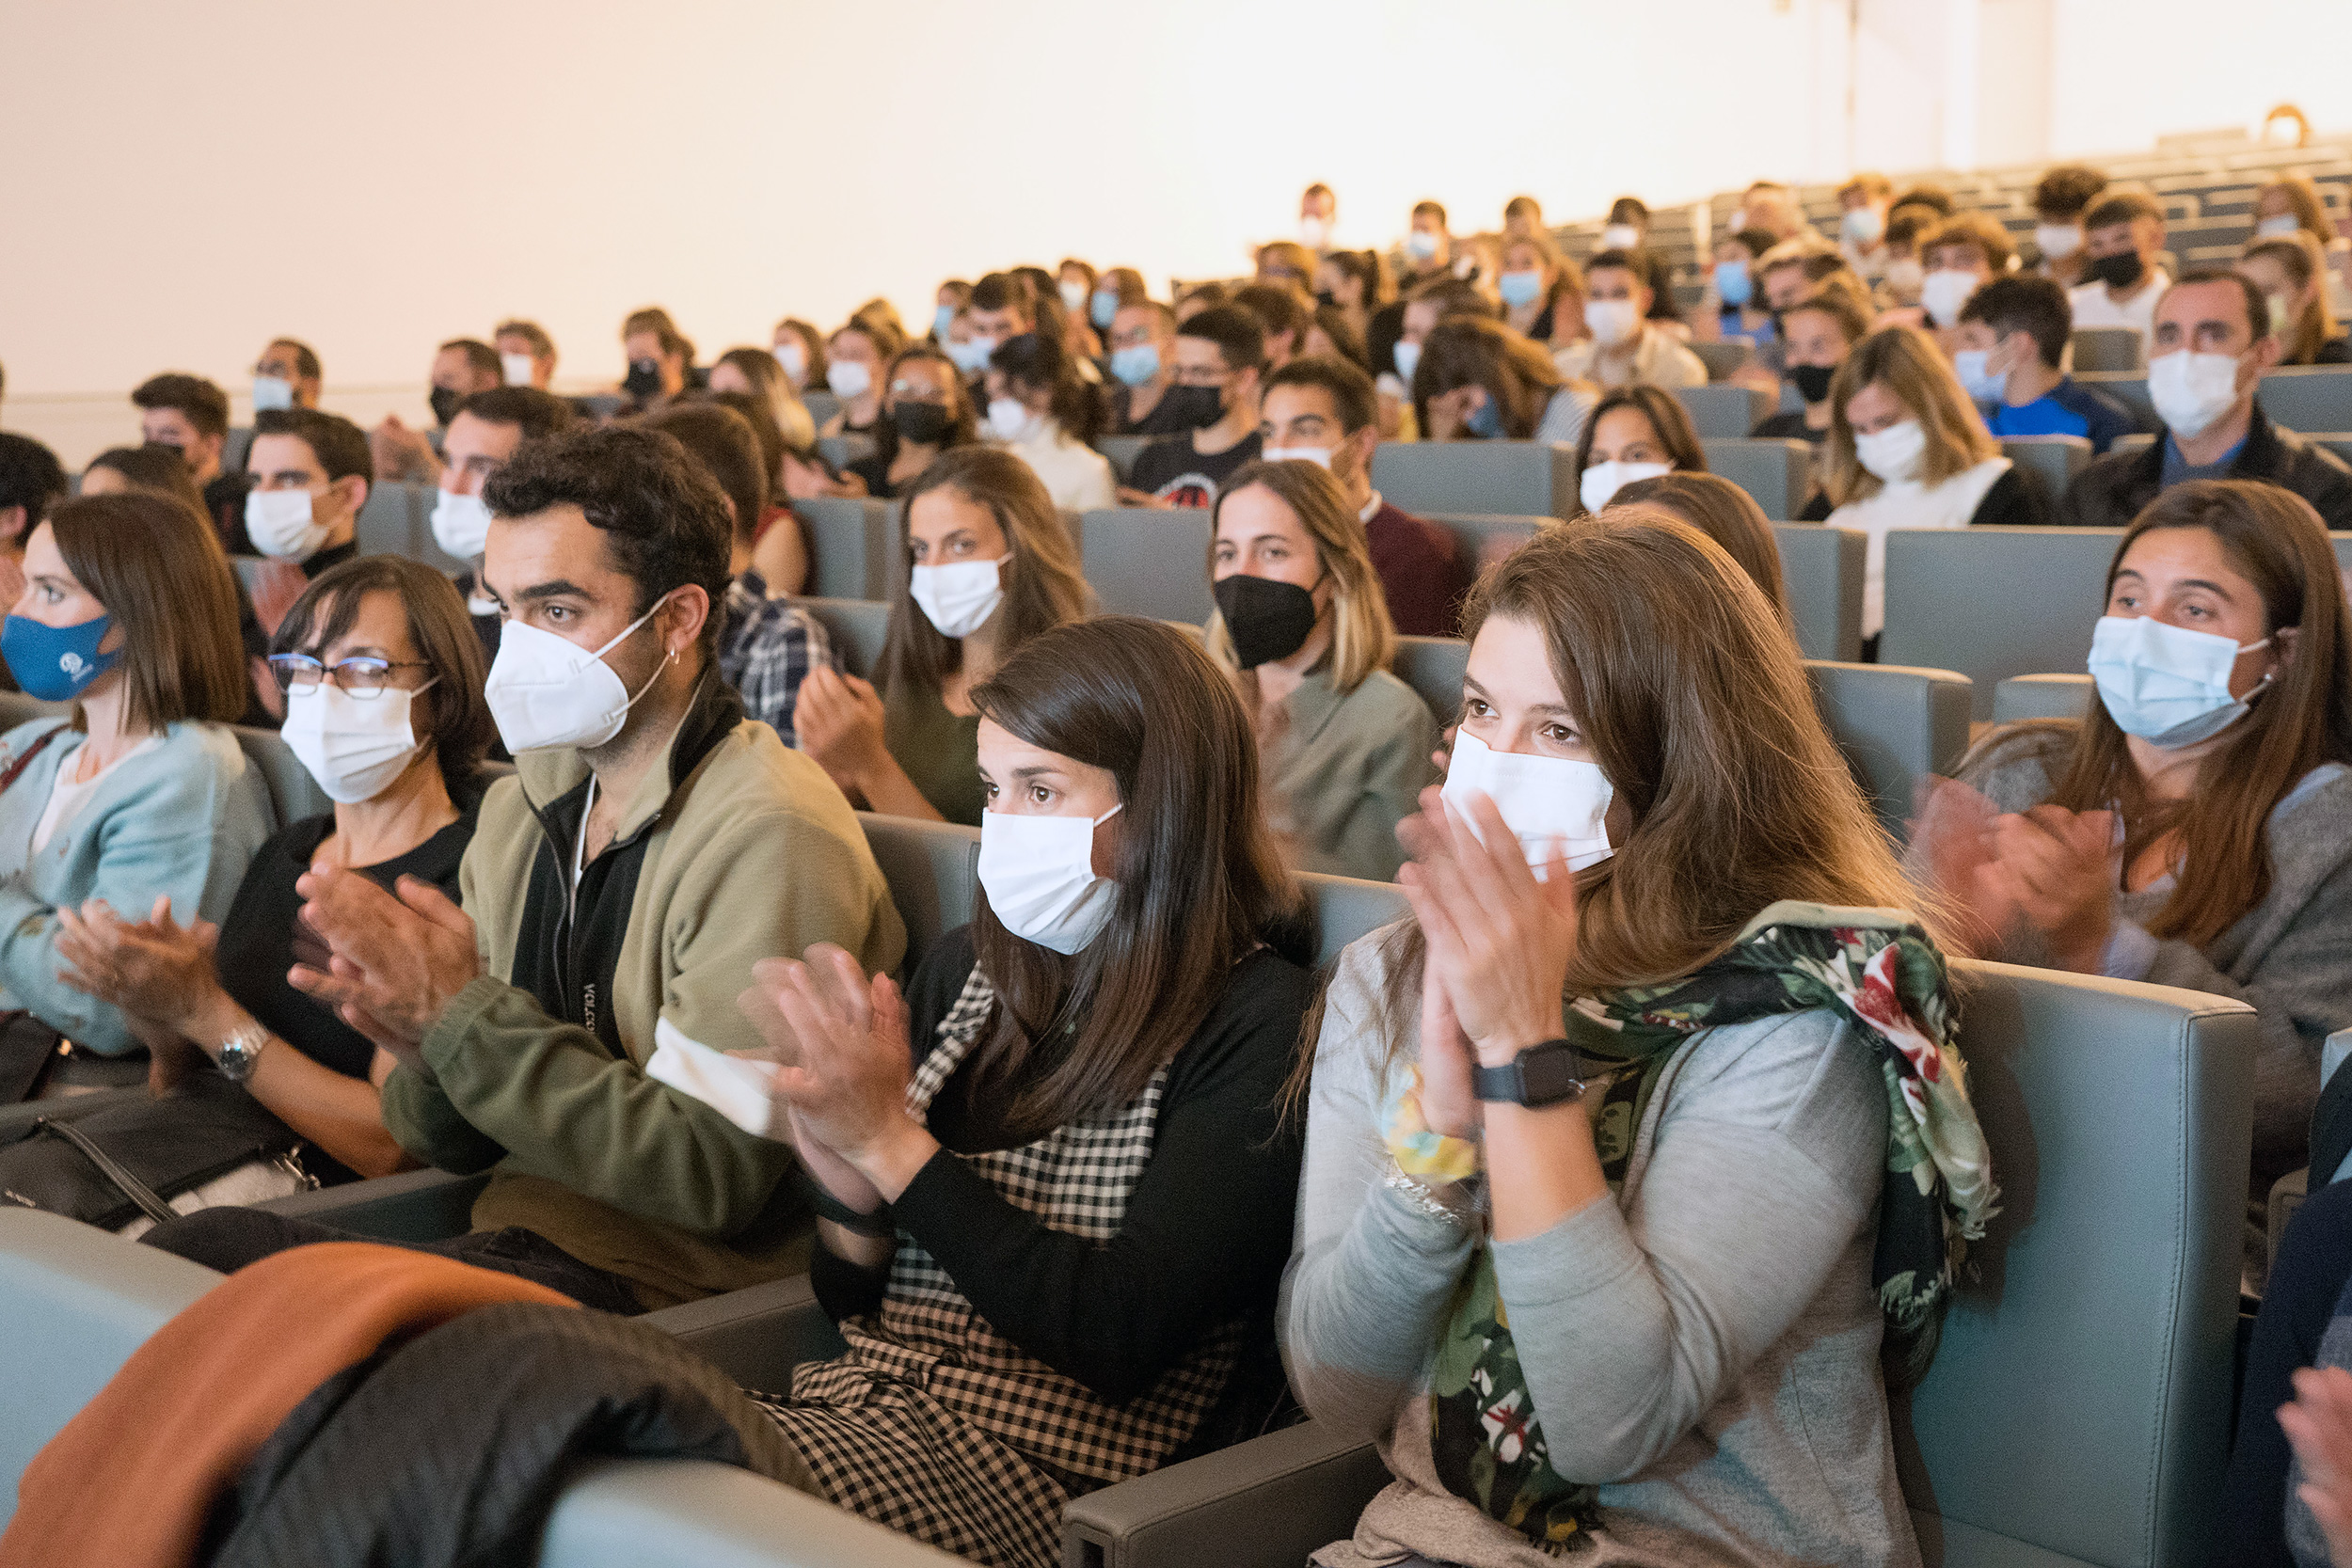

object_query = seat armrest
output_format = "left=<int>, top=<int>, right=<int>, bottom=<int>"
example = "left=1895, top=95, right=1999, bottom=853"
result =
left=252, top=1166, right=490, bottom=1242
left=538, top=1457, right=967, bottom=1567
left=0, top=1210, right=223, bottom=1519
left=642, top=1275, right=846, bottom=1393
left=1060, top=1420, right=1390, bottom=1568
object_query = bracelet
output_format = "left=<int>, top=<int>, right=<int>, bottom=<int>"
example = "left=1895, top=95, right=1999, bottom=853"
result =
left=1382, top=1164, right=1484, bottom=1228
left=807, top=1184, right=895, bottom=1239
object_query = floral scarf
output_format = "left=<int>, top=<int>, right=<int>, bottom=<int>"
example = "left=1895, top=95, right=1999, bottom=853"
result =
left=1409, top=901, right=1996, bottom=1551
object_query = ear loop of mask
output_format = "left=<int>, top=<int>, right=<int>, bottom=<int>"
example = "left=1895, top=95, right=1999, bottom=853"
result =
left=603, top=593, right=679, bottom=710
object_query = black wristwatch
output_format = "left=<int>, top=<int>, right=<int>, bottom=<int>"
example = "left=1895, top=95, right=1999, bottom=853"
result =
left=1472, top=1040, right=1588, bottom=1107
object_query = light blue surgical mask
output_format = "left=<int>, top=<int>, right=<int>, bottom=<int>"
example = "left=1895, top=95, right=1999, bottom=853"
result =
left=1109, top=343, right=1160, bottom=388
left=1714, top=261, right=1753, bottom=309
left=1464, top=391, right=1503, bottom=439
left=1090, top=289, right=1120, bottom=329
left=1391, top=341, right=1422, bottom=386
left=251, top=374, right=294, bottom=412
left=932, top=304, right=956, bottom=340
left=2088, top=613, right=2273, bottom=748
left=946, top=338, right=993, bottom=376
left=1497, top=269, right=1543, bottom=309
left=1953, top=348, right=2007, bottom=404
left=1406, top=230, right=1438, bottom=262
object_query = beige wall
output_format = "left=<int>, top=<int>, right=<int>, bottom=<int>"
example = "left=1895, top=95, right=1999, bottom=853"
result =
left=4, top=0, right=2347, bottom=467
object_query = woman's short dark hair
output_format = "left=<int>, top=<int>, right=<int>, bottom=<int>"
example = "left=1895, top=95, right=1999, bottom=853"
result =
left=46, top=492, right=246, bottom=730
left=85, top=447, right=205, bottom=516
left=1410, top=315, right=1565, bottom=440
left=482, top=424, right=733, bottom=659
left=968, top=616, right=1306, bottom=1126
left=272, top=556, right=495, bottom=796
left=643, top=401, right=770, bottom=548
left=989, top=332, right=1104, bottom=445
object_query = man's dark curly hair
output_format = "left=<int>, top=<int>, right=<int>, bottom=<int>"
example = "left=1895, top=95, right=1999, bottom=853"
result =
left=482, top=423, right=733, bottom=659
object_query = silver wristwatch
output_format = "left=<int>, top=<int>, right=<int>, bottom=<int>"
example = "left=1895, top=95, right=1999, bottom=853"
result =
left=216, top=1022, right=269, bottom=1084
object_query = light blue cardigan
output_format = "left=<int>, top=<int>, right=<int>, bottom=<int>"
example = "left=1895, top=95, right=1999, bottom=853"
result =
left=0, top=718, right=275, bottom=1055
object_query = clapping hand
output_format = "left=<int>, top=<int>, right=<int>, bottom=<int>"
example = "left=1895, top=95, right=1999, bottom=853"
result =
left=2282, top=1366, right=2352, bottom=1566
left=742, top=943, right=936, bottom=1202
left=794, top=666, right=890, bottom=795
left=286, top=867, right=482, bottom=1070
left=55, top=895, right=220, bottom=1032
left=1395, top=785, right=1579, bottom=1063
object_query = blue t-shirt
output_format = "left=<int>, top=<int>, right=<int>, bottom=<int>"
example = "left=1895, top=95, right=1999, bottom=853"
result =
left=1984, top=376, right=2140, bottom=454
left=2160, top=430, right=2249, bottom=489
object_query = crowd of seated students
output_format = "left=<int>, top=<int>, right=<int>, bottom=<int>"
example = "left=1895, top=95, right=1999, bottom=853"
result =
left=3, top=153, right=2352, bottom=1567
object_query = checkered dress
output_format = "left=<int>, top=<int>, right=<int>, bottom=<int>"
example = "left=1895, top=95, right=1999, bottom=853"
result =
left=753, top=968, right=1246, bottom=1568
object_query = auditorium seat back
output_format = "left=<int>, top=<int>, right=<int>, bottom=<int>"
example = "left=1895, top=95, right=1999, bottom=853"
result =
left=854, top=811, right=977, bottom=976
left=1095, top=435, right=1152, bottom=483
left=800, top=390, right=841, bottom=430
left=815, top=434, right=876, bottom=470
left=355, top=480, right=435, bottom=563
left=232, top=724, right=332, bottom=826
left=2068, top=326, right=2143, bottom=372
left=1804, top=661, right=1971, bottom=834
left=1878, top=527, right=2121, bottom=718
left=1673, top=383, right=1772, bottom=438
left=2257, top=364, right=2352, bottom=434
left=1368, top=440, right=1577, bottom=520
left=1772, top=523, right=1867, bottom=663
left=1993, top=673, right=2094, bottom=724
left=797, top=498, right=898, bottom=602
left=223, top=425, right=254, bottom=474
left=1699, top=437, right=1814, bottom=519
left=1391, top=636, right=1466, bottom=724
left=2074, top=372, right=2154, bottom=428
left=1422, top=514, right=1542, bottom=578
left=1998, top=436, right=2092, bottom=499
left=1895, top=961, right=2256, bottom=1568
left=798, top=596, right=892, bottom=679
left=1686, top=341, right=1756, bottom=385
left=1080, top=508, right=1214, bottom=624
left=0, top=692, right=70, bottom=734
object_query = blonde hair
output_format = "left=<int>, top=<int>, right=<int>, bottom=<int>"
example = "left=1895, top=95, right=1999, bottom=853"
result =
left=1823, top=324, right=2001, bottom=507
left=2257, top=173, right=2337, bottom=249
left=2243, top=231, right=2343, bottom=365
left=1204, top=459, right=1395, bottom=698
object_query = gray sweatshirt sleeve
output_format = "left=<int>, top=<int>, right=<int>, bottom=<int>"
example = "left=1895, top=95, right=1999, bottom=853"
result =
left=1489, top=1009, right=1885, bottom=1483
left=1279, top=933, right=1477, bottom=1441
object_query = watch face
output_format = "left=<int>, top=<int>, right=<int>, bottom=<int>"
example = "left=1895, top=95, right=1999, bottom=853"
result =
left=1518, top=1045, right=1586, bottom=1106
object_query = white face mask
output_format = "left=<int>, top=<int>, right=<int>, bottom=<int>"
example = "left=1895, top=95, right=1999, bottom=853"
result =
left=773, top=341, right=806, bottom=383
left=1842, top=205, right=1884, bottom=245
left=2148, top=348, right=2247, bottom=439
left=1600, top=224, right=1642, bottom=251
left=1261, top=445, right=1333, bottom=468
left=986, top=397, right=1037, bottom=442
left=430, top=488, right=492, bottom=561
left=1300, top=216, right=1329, bottom=249
left=1919, top=268, right=1981, bottom=329
left=1854, top=419, right=1928, bottom=483
left=2035, top=223, right=2083, bottom=260
left=977, top=801, right=1124, bottom=954
left=1057, top=279, right=1088, bottom=312
left=909, top=557, right=1004, bottom=639
left=2257, top=214, right=2302, bottom=238
left=2088, top=613, right=2272, bottom=748
left=500, top=352, right=536, bottom=387
left=1584, top=299, right=1640, bottom=347
left=1579, top=459, right=1671, bottom=515
left=246, top=486, right=332, bottom=560
left=282, top=678, right=439, bottom=804
left=1391, top=341, right=1422, bottom=385
left=1440, top=730, right=1613, bottom=879
left=251, top=374, right=294, bottom=412
left=827, top=359, right=872, bottom=400
left=483, top=596, right=671, bottom=752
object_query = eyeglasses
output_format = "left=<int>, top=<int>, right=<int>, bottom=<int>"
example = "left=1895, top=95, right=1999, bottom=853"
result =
left=266, top=654, right=433, bottom=697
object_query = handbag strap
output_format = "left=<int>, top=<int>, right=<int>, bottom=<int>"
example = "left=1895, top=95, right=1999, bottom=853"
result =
left=33, top=1115, right=180, bottom=1227
left=0, top=723, right=68, bottom=796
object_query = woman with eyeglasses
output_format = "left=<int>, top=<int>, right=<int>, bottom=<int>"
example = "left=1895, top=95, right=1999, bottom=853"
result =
left=56, top=556, right=494, bottom=1181
left=842, top=345, right=980, bottom=500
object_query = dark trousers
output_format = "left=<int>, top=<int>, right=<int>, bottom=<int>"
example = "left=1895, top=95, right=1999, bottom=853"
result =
left=138, top=1207, right=646, bottom=1316
left=2218, top=1177, right=2352, bottom=1566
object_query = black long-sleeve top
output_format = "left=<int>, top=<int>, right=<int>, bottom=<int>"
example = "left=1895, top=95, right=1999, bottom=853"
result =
left=809, top=926, right=1312, bottom=1406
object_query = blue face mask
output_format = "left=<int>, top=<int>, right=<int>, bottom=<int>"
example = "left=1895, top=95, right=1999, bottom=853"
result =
left=1714, top=261, right=1753, bottom=309
left=1090, top=289, right=1120, bottom=329
left=1109, top=343, right=1160, bottom=388
left=1497, top=270, right=1543, bottom=309
left=1464, top=391, right=1504, bottom=439
left=2, top=613, right=120, bottom=703
left=932, top=304, right=956, bottom=340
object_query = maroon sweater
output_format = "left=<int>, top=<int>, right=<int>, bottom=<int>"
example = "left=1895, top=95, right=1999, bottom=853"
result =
left=1363, top=499, right=1468, bottom=638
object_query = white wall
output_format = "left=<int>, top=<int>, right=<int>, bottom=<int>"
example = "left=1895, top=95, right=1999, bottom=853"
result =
left=3, top=0, right=2345, bottom=466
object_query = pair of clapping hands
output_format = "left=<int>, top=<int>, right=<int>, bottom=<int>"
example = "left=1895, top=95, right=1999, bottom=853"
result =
left=1911, top=778, right=2119, bottom=973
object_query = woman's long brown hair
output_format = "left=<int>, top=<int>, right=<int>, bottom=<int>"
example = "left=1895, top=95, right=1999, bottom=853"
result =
left=967, top=617, right=1307, bottom=1130
left=875, top=447, right=1089, bottom=695
left=1367, top=511, right=1927, bottom=1060
left=2032, top=480, right=2352, bottom=945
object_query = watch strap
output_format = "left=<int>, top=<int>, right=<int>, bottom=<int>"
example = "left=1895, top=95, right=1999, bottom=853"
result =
left=1471, top=1039, right=1587, bottom=1107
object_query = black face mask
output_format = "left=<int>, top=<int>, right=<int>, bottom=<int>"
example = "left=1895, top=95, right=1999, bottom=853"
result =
left=428, top=386, right=465, bottom=426
left=1215, top=572, right=1322, bottom=670
left=1788, top=363, right=1837, bottom=405
left=894, top=401, right=953, bottom=446
left=2084, top=250, right=2146, bottom=291
left=623, top=358, right=664, bottom=398
left=1159, top=384, right=1225, bottom=431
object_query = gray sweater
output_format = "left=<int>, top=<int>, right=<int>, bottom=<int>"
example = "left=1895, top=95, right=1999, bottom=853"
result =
left=1279, top=932, right=1918, bottom=1568
left=1945, top=728, right=2352, bottom=1203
